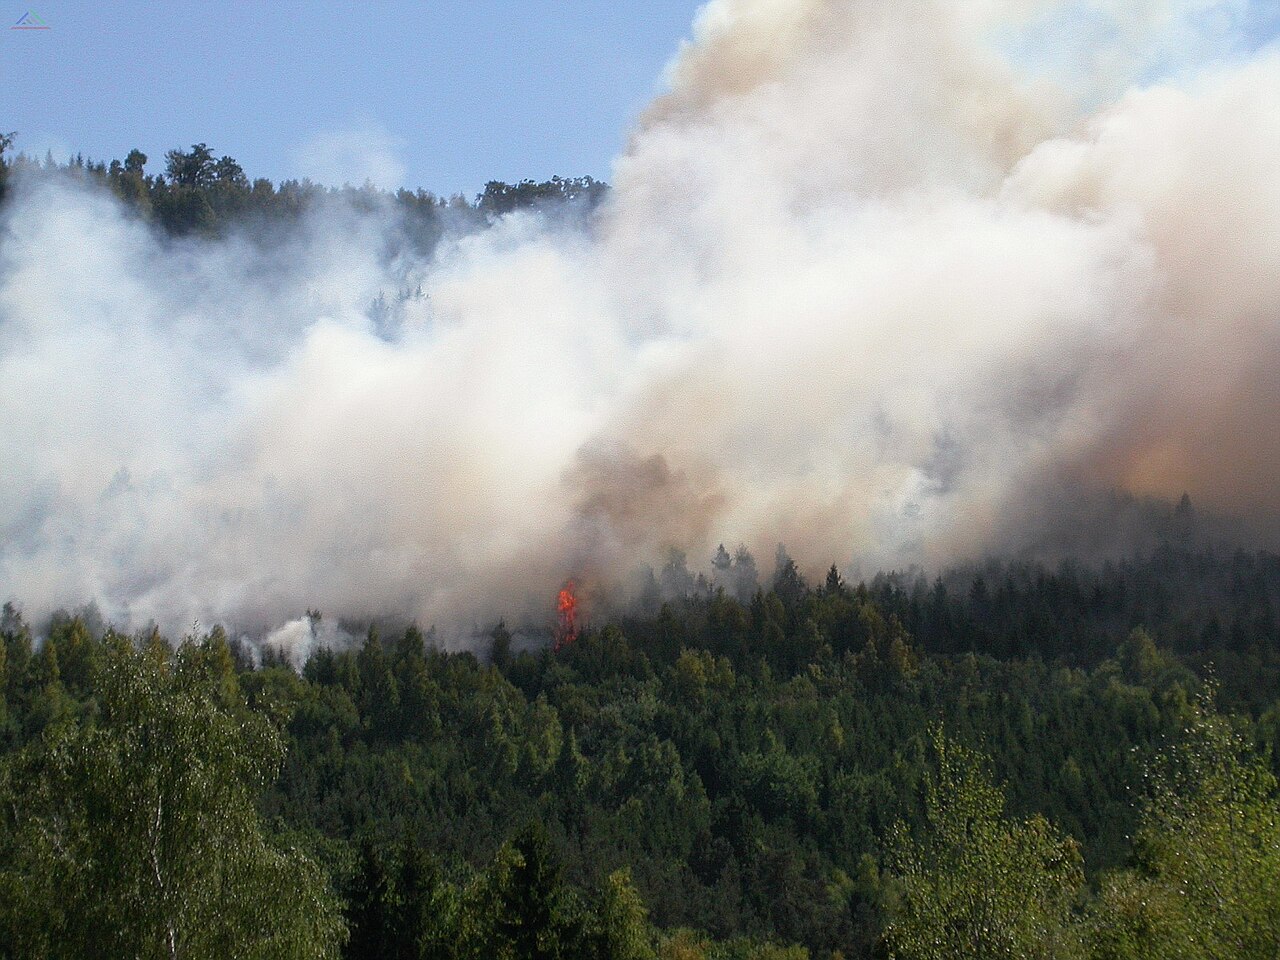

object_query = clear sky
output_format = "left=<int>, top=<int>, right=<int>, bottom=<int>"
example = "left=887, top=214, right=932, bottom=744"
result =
left=0, top=0, right=705, bottom=197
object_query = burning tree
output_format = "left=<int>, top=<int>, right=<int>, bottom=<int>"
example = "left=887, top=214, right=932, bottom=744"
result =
left=553, top=581, right=579, bottom=651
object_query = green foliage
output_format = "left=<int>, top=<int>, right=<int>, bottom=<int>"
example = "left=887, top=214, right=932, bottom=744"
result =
left=462, top=822, right=586, bottom=959
left=591, top=869, right=658, bottom=960
left=0, top=639, right=345, bottom=959
left=1, top=544, right=1279, bottom=957
left=345, top=835, right=458, bottom=960
left=343, top=828, right=659, bottom=960
left=882, top=730, right=1084, bottom=960
left=1088, top=689, right=1280, bottom=959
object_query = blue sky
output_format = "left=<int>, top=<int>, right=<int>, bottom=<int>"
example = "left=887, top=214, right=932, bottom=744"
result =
left=3, top=2, right=1277, bottom=198
left=0, top=1, right=704, bottom=197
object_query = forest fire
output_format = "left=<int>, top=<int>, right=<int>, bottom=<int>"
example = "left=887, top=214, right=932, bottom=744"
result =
left=553, top=581, right=579, bottom=651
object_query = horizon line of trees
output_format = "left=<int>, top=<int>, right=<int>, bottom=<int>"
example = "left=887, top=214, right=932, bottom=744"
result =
left=0, top=133, right=609, bottom=241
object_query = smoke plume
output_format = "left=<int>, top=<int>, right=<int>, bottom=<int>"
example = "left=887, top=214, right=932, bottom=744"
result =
left=1, top=0, right=1278, bottom=639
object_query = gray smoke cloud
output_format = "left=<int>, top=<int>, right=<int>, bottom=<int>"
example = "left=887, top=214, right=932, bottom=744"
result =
left=1, top=0, right=1278, bottom=640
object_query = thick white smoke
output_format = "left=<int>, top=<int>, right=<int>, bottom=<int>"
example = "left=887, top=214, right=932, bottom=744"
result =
left=1, top=0, right=1277, bottom=639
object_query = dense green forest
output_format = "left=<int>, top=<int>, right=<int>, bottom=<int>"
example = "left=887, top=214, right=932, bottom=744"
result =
left=3, top=141, right=1280, bottom=957
left=3, top=535, right=1280, bottom=958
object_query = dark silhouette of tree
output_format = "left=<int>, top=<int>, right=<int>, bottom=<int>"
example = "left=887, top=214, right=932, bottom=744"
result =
left=124, top=148, right=147, bottom=174
left=164, top=142, right=216, bottom=187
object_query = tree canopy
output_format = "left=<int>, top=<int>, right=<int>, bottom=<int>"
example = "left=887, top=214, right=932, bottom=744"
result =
left=0, top=635, right=345, bottom=959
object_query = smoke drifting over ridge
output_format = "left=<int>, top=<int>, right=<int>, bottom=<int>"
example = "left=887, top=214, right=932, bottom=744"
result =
left=1, top=0, right=1278, bottom=639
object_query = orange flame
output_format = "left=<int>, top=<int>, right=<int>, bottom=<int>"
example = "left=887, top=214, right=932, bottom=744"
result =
left=554, top=580, right=579, bottom=651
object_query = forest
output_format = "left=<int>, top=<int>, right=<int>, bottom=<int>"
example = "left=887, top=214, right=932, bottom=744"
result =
left=3, top=535, right=1280, bottom=957
left=3, top=144, right=1280, bottom=959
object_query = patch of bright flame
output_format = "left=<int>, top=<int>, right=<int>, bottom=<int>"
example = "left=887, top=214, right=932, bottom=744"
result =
left=554, top=581, right=579, bottom=651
